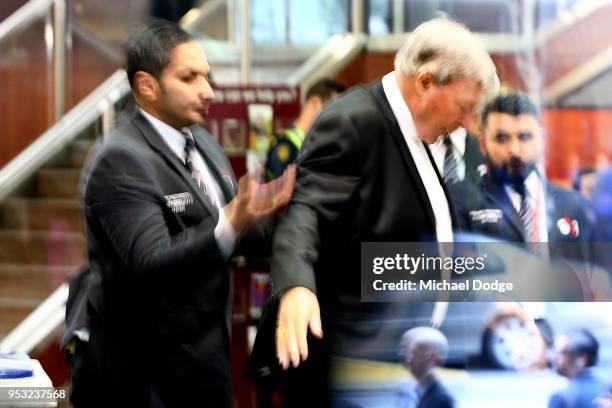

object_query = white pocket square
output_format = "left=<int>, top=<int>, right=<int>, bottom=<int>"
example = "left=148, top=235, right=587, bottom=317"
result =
left=164, top=192, right=194, bottom=213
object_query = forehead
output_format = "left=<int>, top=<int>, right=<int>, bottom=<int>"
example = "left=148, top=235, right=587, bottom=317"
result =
left=445, top=78, right=483, bottom=100
left=485, top=112, right=538, bottom=133
left=166, top=40, right=210, bottom=72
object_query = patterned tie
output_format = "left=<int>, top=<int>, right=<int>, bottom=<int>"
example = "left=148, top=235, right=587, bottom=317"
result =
left=442, top=137, right=460, bottom=184
left=181, top=127, right=222, bottom=208
left=183, top=129, right=196, bottom=174
left=517, top=187, right=541, bottom=254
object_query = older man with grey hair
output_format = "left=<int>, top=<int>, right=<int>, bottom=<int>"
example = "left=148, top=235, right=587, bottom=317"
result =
left=401, top=327, right=454, bottom=408
left=248, top=17, right=499, bottom=407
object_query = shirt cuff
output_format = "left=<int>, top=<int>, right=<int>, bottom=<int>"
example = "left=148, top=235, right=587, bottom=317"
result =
left=214, top=207, right=237, bottom=260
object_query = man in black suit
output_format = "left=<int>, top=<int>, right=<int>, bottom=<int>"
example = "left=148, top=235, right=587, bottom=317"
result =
left=449, top=93, right=593, bottom=263
left=250, top=18, right=499, bottom=405
left=70, top=20, right=295, bottom=408
left=400, top=327, right=455, bottom=408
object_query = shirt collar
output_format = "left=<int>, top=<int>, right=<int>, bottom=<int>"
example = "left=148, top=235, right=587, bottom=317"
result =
left=138, top=106, right=187, bottom=161
left=382, top=72, right=420, bottom=144
left=418, top=371, right=437, bottom=394
left=449, top=127, right=467, bottom=156
left=431, top=127, right=467, bottom=155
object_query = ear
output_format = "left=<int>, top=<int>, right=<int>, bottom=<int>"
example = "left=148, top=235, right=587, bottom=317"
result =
left=414, top=71, right=435, bottom=96
left=133, top=71, right=159, bottom=102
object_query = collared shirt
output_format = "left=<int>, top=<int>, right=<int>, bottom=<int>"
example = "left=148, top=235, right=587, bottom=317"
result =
left=382, top=72, right=454, bottom=243
left=430, top=127, right=467, bottom=181
left=138, top=107, right=236, bottom=258
left=504, top=169, right=549, bottom=243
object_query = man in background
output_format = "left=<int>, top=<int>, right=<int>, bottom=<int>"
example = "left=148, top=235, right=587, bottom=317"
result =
left=265, top=78, right=345, bottom=180
left=449, top=92, right=592, bottom=263
left=400, top=327, right=455, bottom=408
left=549, top=329, right=609, bottom=408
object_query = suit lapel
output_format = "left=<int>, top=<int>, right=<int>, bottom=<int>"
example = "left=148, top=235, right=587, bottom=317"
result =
left=131, top=112, right=218, bottom=215
left=545, top=182, right=559, bottom=242
left=483, top=174, right=524, bottom=238
left=464, top=133, right=485, bottom=182
left=369, top=81, right=437, bottom=231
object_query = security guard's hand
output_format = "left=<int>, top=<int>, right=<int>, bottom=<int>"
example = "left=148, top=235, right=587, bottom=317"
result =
left=276, top=286, right=323, bottom=370
left=225, top=164, right=296, bottom=234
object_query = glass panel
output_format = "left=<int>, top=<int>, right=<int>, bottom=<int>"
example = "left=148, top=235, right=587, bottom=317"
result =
left=0, top=10, right=54, bottom=168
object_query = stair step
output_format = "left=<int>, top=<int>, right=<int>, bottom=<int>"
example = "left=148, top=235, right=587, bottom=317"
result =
left=0, top=264, right=74, bottom=299
left=0, top=230, right=86, bottom=265
left=37, top=168, right=82, bottom=199
left=2, top=198, right=83, bottom=232
left=69, top=139, right=96, bottom=168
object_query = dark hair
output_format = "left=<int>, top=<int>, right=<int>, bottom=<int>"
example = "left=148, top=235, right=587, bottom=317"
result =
left=481, top=92, right=539, bottom=126
left=573, top=165, right=598, bottom=192
left=126, top=19, right=194, bottom=90
left=305, top=78, right=346, bottom=104
left=567, top=328, right=599, bottom=367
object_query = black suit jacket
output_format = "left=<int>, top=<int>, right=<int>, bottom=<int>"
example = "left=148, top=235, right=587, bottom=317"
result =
left=251, top=80, right=455, bottom=402
left=71, top=110, right=239, bottom=408
left=449, top=170, right=593, bottom=263
left=417, top=378, right=455, bottom=408
left=463, top=132, right=485, bottom=185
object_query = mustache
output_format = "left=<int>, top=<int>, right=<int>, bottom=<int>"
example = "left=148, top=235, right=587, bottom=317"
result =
left=488, top=156, right=535, bottom=189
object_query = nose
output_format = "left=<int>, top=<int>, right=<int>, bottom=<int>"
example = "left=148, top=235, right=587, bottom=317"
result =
left=199, top=76, right=214, bottom=101
left=507, top=135, right=521, bottom=156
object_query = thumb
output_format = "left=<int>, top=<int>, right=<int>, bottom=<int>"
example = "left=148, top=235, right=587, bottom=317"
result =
left=308, top=308, right=323, bottom=339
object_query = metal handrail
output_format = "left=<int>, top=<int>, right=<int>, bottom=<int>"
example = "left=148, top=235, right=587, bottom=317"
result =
left=0, top=284, right=69, bottom=354
left=0, top=69, right=129, bottom=203
left=0, top=0, right=53, bottom=42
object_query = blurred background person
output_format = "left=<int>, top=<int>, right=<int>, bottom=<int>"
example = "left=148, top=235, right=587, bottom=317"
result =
left=151, top=0, right=199, bottom=22
left=549, top=329, right=610, bottom=408
left=573, top=165, right=599, bottom=202
left=264, top=77, right=346, bottom=181
left=400, top=327, right=455, bottom=408
left=449, top=92, right=593, bottom=263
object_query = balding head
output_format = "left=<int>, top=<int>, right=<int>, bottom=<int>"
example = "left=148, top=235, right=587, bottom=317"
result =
left=400, top=327, right=449, bottom=379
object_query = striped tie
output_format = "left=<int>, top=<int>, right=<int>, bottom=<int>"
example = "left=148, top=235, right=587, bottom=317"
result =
left=518, top=189, right=541, bottom=254
left=181, top=127, right=222, bottom=209
left=443, top=137, right=460, bottom=184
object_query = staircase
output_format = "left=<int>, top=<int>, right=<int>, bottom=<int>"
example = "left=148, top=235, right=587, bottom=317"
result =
left=0, top=135, right=94, bottom=340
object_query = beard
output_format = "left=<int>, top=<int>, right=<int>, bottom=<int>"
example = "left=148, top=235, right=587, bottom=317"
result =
left=489, top=156, right=536, bottom=193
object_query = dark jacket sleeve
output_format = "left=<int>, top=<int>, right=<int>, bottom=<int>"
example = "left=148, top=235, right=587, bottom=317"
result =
left=270, top=108, right=362, bottom=295
left=83, top=140, right=225, bottom=281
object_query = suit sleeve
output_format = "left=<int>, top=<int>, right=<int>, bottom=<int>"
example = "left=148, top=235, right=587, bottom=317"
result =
left=270, top=109, right=362, bottom=295
left=84, top=140, right=225, bottom=281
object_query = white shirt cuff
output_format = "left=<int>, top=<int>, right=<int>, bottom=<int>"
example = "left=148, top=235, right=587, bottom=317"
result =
left=214, top=207, right=237, bottom=259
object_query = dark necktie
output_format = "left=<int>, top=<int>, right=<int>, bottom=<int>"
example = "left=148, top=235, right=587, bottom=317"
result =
left=181, top=127, right=222, bottom=208
left=443, top=137, right=460, bottom=184
left=515, top=185, right=541, bottom=254
left=182, top=128, right=196, bottom=173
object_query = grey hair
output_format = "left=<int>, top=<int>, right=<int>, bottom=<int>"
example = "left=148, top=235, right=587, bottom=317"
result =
left=394, top=18, right=500, bottom=100
left=400, top=327, right=449, bottom=363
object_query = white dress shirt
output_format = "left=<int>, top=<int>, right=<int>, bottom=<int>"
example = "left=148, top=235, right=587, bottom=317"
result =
left=504, top=169, right=549, bottom=243
left=382, top=72, right=454, bottom=242
left=430, top=127, right=467, bottom=181
left=139, top=107, right=237, bottom=258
